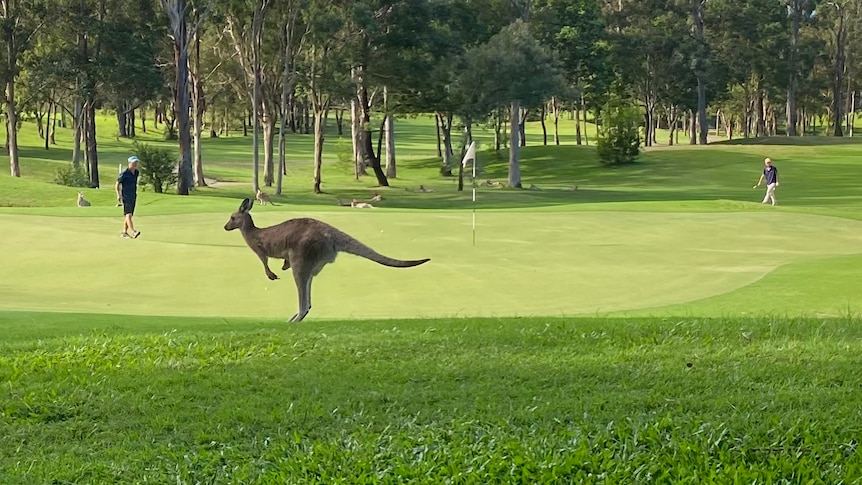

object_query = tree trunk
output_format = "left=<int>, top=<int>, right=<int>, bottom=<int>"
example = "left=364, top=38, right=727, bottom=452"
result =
left=334, top=108, right=343, bottom=135
left=129, top=107, right=136, bottom=137
left=251, top=5, right=263, bottom=193
left=164, top=0, right=193, bottom=194
left=384, top=114, right=396, bottom=179
left=786, top=2, right=802, bottom=136
left=755, top=77, right=766, bottom=137
left=552, top=97, right=560, bottom=145
left=575, top=100, right=582, bottom=145
left=350, top=95, right=365, bottom=179
left=518, top=108, right=526, bottom=147
left=49, top=101, right=58, bottom=145
left=581, top=96, right=589, bottom=145
left=192, top=25, right=206, bottom=187
left=644, top=100, right=654, bottom=147
left=312, top=105, right=326, bottom=194
left=263, top=114, right=276, bottom=186
left=44, top=102, right=52, bottom=150
left=435, top=112, right=443, bottom=157
left=832, top=7, right=846, bottom=137
left=357, top=75, right=389, bottom=186
left=141, top=105, right=147, bottom=133
left=540, top=104, right=547, bottom=145
left=276, top=21, right=295, bottom=196
left=693, top=0, right=708, bottom=145
left=689, top=109, right=697, bottom=145
left=85, top=99, right=99, bottom=187
left=667, top=106, right=676, bottom=146
left=509, top=101, right=522, bottom=188
left=116, top=104, right=128, bottom=137
left=438, top=112, right=453, bottom=176
left=72, top=99, right=83, bottom=167
left=5, top=42, right=19, bottom=176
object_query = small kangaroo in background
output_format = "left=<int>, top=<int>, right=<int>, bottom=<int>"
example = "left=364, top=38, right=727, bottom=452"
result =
left=351, top=199, right=375, bottom=209
left=224, top=198, right=430, bottom=322
left=76, top=192, right=91, bottom=207
left=256, top=188, right=276, bottom=206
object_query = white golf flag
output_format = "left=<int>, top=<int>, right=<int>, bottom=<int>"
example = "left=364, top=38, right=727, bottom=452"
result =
left=461, top=140, right=476, bottom=168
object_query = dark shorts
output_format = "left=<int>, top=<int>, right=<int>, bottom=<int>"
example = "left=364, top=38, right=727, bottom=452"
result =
left=123, top=198, right=136, bottom=215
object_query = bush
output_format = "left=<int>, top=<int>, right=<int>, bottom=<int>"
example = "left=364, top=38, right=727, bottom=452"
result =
left=54, top=163, right=91, bottom=187
left=133, top=142, right=177, bottom=193
left=596, top=99, right=641, bottom=166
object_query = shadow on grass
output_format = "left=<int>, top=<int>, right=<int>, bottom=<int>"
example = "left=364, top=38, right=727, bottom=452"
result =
left=712, top=136, right=862, bottom=146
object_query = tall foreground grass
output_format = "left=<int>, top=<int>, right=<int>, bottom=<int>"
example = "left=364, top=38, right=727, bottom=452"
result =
left=2, top=314, right=861, bottom=483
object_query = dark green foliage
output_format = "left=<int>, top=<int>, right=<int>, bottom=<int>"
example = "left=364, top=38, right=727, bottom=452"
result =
left=53, top=164, right=90, bottom=187
left=597, top=99, right=641, bottom=166
left=134, top=142, right=177, bottom=193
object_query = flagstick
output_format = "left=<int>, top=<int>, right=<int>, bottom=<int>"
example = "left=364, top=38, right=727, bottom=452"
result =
left=461, top=140, right=478, bottom=246
left=471, top=153, right=477, bottom=247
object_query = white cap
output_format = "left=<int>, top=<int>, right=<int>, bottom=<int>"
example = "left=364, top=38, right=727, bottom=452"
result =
left=128, top=156, right=139, bottom=163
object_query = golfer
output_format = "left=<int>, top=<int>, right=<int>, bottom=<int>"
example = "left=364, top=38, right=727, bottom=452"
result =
left=115, top=155, right=141, bottom=238
left=753, top=157, right=779, bottom=206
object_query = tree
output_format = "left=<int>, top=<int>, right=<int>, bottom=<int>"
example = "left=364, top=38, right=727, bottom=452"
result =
left=456, top=20, right=562, bottom=188
left=786, top=0, right=816, bottom=136
left=301, top=0, right=350, bottom=193
left=0, top=0, right=44, bottom=177
left=596, top=97, right=641, bottom=165
left=533, top=0, right=608, bottom=146
left=161, top=0, right=201, bottom=195
left=275, top=0, right=304, bottom=195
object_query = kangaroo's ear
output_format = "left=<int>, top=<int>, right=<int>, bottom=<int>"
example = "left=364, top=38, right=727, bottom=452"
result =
left=239, top=198, right=251, bottom=212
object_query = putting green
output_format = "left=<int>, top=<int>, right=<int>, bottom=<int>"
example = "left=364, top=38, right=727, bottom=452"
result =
left=1, top=209, right=860, bottom=319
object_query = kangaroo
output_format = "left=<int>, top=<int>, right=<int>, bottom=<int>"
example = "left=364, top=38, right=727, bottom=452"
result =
left=76, top=192, right=91, bottom=207
left=256, top=189, right=276, bottom=206
left=351, top=199, right=375, bottom=209
left=371, top=193, right=383, bottom=202
left=224, top=198, right=430, bottom=322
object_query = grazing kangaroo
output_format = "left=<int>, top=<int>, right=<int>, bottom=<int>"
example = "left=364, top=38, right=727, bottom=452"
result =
left=76, top=192, right=91, bottom=207
left=224, top=198, right=430, bottom=322
left=256, top=189, right=276, bottom=206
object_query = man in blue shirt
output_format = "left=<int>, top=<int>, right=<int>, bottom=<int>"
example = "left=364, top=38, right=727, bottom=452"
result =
left=115, top=156, right=141, bottom=238
left=753, top=157, right=779, bottom=206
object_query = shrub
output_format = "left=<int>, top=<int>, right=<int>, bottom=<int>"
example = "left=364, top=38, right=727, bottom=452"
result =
left=596, top=99, right=641, bottom=166
left=54, top=163, right=91, bottom=187
left=133, top=142, right=177, bottom=193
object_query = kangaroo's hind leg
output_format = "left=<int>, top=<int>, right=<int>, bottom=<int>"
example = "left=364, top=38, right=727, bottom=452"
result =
left=288, top=262, right=313, bottom=323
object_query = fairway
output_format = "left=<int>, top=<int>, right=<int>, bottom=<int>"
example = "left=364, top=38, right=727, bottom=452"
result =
left=2, top=207, right=861, bottom=319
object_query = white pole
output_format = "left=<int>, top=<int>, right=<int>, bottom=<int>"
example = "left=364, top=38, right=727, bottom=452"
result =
left=471, top=145, right=477, bottom=247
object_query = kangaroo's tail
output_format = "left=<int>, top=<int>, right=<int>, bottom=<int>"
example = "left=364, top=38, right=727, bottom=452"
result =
left=334, top=232, right=430, bottom=268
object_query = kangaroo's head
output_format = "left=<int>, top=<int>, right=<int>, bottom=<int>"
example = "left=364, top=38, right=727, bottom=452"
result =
left=77, top=192, right=84, bottom=198
left=224, top=198, right=254, bottom=231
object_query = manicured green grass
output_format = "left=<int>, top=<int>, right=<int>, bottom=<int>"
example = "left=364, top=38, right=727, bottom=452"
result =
left=2, top=313, right=862, bottom=483
left=1, top=208, right=861, bottom=319
left=2, top=112, right=862, bottom=482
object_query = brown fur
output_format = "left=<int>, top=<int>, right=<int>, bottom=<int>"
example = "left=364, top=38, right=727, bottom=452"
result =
left=224, top=198, right=430, bottom=322
left=76, top=192, right=91, bottom=207
left=256, top=189, right=276, bottom=206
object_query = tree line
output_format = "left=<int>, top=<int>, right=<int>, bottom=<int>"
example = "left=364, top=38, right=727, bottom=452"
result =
left=2, top=0, right=860, bottom=193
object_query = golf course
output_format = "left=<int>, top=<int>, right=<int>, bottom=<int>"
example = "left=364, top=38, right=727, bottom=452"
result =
left=2, top=115, right=862, bottom=483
